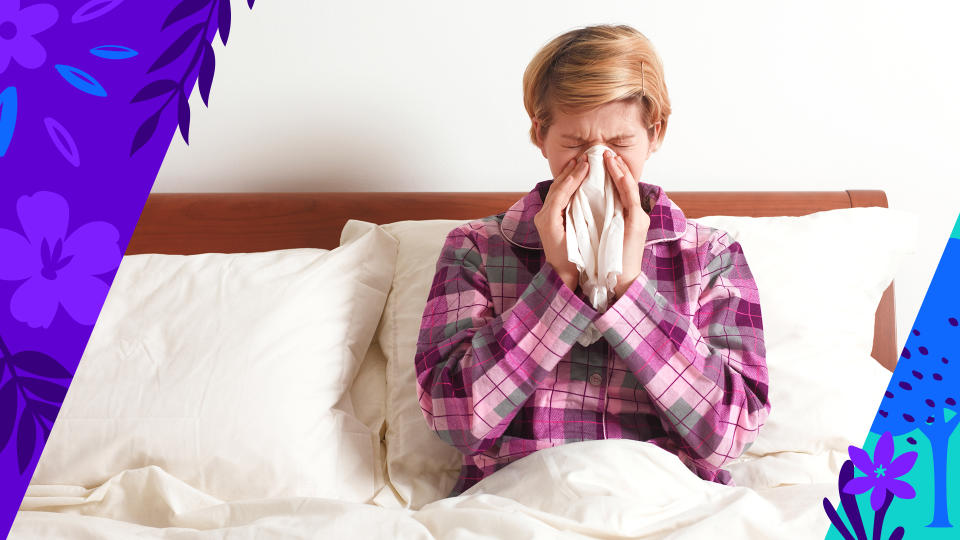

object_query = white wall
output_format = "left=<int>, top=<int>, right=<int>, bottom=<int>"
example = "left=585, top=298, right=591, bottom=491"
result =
left=154, top=0, right=960, bottom=350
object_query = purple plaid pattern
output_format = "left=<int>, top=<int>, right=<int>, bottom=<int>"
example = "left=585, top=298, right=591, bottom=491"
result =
left=415, top=180, right=769, bottom=496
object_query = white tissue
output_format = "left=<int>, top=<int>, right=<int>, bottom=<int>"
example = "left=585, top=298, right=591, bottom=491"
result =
left=564, top=144, right=625, bottom=346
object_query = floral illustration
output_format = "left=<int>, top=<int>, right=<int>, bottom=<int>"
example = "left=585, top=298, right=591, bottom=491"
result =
left=872, top=316, right=959, bottom=527
left=824, top=431, right=916, bottom=540
left=0, top=333, right=71, bottom=474
left=844, top=431, right=918, bottom=511
left=0, top=0, right=58, bottom=75
left=0, top=191, right=121, bottom=329
left=130, top=0, right=255, bottom=155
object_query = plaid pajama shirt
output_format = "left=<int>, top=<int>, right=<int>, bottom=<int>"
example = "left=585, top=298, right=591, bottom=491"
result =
left=414, top=179, right=770, bottom=496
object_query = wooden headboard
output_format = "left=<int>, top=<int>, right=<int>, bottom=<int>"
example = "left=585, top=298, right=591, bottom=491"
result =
left=127, top=189, right=897, bottom=371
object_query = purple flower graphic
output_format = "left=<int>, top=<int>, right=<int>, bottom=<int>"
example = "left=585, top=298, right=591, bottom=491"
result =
left=843, top=431, right=918, bottom=511
left=0, top=191, right=121, bottom=328
left=0, top=0, right=58, bottom=75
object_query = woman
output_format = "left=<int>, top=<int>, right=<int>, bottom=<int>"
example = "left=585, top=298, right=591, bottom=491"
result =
left=414, top=24, right=770, bottom=497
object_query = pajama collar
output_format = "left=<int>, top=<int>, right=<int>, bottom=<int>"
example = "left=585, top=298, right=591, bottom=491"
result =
left=499, top=179, right=688, bottom=251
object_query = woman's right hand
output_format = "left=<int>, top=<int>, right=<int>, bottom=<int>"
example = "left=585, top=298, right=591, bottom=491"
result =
left=533, top=154, right=590, bottom=292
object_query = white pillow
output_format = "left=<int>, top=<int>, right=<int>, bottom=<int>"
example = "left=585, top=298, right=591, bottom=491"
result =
left=342, top=219, right=468, bottom=509
left=343, top=206, right=919, bottom=506
left=32, top=225, right=398, bottom=502
left=694, top=208, right=918, bottom=458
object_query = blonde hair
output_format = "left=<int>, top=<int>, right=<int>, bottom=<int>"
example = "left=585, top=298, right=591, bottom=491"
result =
left=522, top=24, right=671, bottom=152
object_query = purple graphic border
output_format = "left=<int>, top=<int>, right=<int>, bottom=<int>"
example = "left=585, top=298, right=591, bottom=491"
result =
left=0, top=0, right=248, bottom=535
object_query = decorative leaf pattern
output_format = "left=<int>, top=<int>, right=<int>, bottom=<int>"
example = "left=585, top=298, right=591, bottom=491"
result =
left=0, top=381, right=15, bottom=451
left=8, top=351, right=72, bottom=379
left=130, top=108, right=164, bottom=156
left=0, top=86, right=16, bottom=157
left=90, top=45, right=139, bottom=59
left=131, top=0, right=256, bottom=155
left=71, top=0, right=127, bottom=24
left=147, top=23, right=204, bottom=73
left=131, top=79, right=178, bottom=103
left=162, top=0, right=213, bottom=30
left=218, top=0, right=231, bottom=45
left=823, top=456, right=908, bottom=540
left=199, top=40, right=215, bottom=106
left=42, top=117, right=81, bottom=167
left=16, top=407, right=36, bottom=474
left=54, top=64, right=108, bottom=97
left=177, top=89, right=191, bottom=144
left=0, top=335, right=72, bottom=475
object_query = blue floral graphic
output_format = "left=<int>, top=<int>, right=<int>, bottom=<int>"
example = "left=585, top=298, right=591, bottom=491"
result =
left=844, top=431, right=918, bottom=511
left=0, top=191, right=121, bottom=328
left=0, top=0, right=58, bottom=75
left=825, top=431, right=915, bottom=540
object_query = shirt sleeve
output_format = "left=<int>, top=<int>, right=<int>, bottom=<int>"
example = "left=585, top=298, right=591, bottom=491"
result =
left=414, top=225, right=598, bottom=456
left=591, top=231, right=770, bottom=477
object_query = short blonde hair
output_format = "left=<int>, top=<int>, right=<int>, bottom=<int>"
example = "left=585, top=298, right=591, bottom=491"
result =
left=522, top=24, right=671, bottom=152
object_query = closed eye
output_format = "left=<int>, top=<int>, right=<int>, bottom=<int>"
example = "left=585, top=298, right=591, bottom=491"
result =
left=562, top=143, right=632, bottom=149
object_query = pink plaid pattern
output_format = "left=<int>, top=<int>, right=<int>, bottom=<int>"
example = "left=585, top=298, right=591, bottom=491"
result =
left=414, top=180, right=770, bottom=496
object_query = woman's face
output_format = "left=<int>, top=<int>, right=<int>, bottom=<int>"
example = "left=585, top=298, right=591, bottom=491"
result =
left=533, top=99, right=660, bottom=183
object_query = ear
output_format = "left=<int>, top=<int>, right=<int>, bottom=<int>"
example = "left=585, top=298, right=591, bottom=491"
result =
left=532, top=117, right=548, bottom=159
left=647, top=121, right=662, bottom=156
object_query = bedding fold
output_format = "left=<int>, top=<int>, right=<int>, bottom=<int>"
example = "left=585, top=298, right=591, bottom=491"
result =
left=13, top=440, right=834, bottom=539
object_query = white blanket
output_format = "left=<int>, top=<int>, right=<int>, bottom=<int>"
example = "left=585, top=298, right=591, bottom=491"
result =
left=12, top=440, right=836, bottom=539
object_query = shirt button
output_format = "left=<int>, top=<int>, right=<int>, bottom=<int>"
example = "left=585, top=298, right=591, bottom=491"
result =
left=589, top=372, right=603, bottom=386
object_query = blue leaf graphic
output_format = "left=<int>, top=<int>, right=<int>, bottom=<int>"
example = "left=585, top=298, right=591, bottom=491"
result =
left=9, top=350, right=72, bottom=379
left=43, top=117, right=81, bottom=167
left=29, top=399, right=61, bottom=424
left=90, top=45, right=139, bottom=59
left=148, top=23, right=203, bottom=74
left=162, top=0, right=213, bottom=30
left=218, top=0, right=231, bottom=45
left=177, top=89, right=191, bottom=144
left=130, top=109, right=164, bottom=156
left=0, top=86, right=16, bottom=157
left=199, top=40, right=215, bottom=106
left=836, top=461, right=867, bottom=540
left=16, top=407, right=36, bottom=474
left=17, top=377, right=68, bottom=403
left=72, top=0, right=126, bottom=24
left=54, top=64, right=108, bottom=97
left=0, top=381, right=16, bottom=452
left=131, top=79, right=178, bottom=103
left=38, top=416, right=51, bottom=443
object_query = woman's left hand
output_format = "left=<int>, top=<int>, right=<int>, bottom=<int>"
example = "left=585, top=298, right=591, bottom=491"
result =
left=604, top=149, right=650, bottom=299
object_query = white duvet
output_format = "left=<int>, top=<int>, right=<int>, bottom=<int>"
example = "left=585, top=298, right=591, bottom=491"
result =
left=12, top=440, right=836, bottom=539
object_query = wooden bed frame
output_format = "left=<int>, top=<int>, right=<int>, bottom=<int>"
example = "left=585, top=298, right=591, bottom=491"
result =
left=126, top=189, right=897, bottom=372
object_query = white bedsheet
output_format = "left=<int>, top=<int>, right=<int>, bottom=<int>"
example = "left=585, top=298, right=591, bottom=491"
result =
left=12, top=440, right=836, bottom=539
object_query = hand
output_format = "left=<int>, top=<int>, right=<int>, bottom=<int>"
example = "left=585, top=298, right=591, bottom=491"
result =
left=533, top=154, right=590, bottom=291
left=603, top=150, right=650, bottom=298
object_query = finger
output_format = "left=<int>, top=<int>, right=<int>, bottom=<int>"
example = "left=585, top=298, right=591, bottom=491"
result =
left=603, top=151, right=630, bottom=204
left=543, top=158, right=577, bottom=207
left=549, top=159, right=589, bottom=211
left=605, top=153, right=641, bottom=208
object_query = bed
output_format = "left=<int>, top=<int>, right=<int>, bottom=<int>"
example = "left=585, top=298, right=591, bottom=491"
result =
left=10, top=189, right=918, bottom=539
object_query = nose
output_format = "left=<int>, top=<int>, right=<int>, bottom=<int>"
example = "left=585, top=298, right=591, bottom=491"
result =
left=583, top=143, right=614, bottom=158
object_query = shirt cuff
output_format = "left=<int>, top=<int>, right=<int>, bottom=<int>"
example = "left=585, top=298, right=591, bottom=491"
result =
left=522, top=262, right=599, bottom=346
left=591, top=271, right=689, bottom=383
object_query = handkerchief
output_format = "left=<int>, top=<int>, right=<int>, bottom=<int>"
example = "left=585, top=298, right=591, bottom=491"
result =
left=565, top=144, right=625, bottom=346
